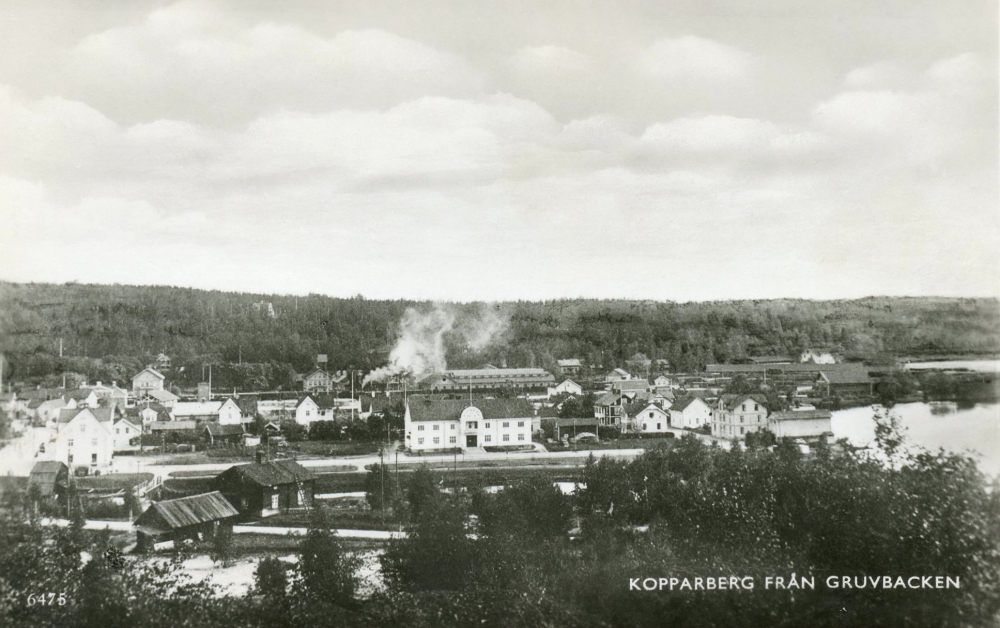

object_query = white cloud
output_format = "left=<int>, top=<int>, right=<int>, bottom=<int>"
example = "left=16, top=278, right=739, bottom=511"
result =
left=509, top=45, right=591, bottom=76
left=639, top=36, right=754, bottom=84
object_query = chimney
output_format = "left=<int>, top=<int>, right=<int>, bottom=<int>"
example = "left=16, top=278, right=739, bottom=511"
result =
left=256, top=450, right=265, bottom=464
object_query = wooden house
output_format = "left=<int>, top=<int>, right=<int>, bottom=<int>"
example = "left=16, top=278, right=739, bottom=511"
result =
left=133, top=491, right=239, bottom=552
left=213, top=454, right=317, bottom=519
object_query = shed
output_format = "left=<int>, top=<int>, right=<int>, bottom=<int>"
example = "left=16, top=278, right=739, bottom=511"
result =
left=133, top=491, right=239, bottom=552
left=214, top=455, right=317, bottom=519
left=204, top=423, right=245, bottom=445
left=28, top=461, right=69, bottom=499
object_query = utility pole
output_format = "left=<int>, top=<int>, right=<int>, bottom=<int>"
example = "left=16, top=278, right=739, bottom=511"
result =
left=379, top=449, right=385, bottom=523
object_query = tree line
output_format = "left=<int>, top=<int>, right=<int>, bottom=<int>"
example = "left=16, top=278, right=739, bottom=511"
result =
left=1, top=281, right=998, bottom=390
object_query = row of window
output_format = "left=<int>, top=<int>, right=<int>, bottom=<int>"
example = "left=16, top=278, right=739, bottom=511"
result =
left=415, top=433, right=527, bottom=446
left=67, top=439, right=98, bottom=447
left=415, top=420, right=526, bottom=431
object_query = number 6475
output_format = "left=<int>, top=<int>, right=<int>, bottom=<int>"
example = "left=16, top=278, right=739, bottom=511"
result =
left=27, top=593, right=66, bottom=606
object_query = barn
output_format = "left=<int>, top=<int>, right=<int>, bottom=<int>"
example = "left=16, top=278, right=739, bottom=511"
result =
left=133, top=491, right=240, bottom=552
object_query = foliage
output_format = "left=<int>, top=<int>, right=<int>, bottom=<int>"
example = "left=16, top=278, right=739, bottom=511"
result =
left=293, top=509, right=360, bottom=608
left=405, top=465, right=440, bottom=520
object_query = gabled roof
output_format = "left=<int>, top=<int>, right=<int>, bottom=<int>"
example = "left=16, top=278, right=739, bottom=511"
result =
left=28, top=461, right=68, bottom=496
left=718, top=394, right=769, bottom=412
left=57, top=407, right=114, bottom=424
left=296, top=393, right=340, bottom=410
left=406, top=397, right=535, bottom=422
left=219, top=459, right=318, bottom=487
left=671, top=395, right=710, bottom=412
left=233, top=396, right=258, bottom=415
left=37, top=398, right=68, bottom=412
left=205, top=424, right=245, bottom=436
left=17, top=388, right=66, bottom=402
left=132, top=367, right=165, bottom=382
left=613, top=379, right=650, bottom=392
left=305, top=369, right=331, bottom=379
left=595, top=392, right=623, bottom=406
left=142, top=389, right=179, bottom=403
left=64, top=389, right=96, bottom=401
left=134, top=491, right=239, bottom=532
left=361, top=395, right=399, bottom=414
left=818, top=369, right=875, bottom=384
left=557, top=359, right=582, bottom=367
left=624, top=402, right=666, bottom=418
left=608, top=368, right=631, bottom=377
left=557, top=378, right=581, bottom=388
left=173, top=401, right=223, bottom=416
left=770, top=410, right=833, bottom=421
left=114, top=418, right=141, bottom=431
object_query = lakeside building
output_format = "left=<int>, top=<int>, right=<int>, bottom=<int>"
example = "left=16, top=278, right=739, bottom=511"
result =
left=712, top=395, right=769, bottom=440
left=419, top=368, right=555, bottom=392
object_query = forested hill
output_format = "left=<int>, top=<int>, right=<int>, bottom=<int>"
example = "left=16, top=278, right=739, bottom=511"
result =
left=0, top=281, right=997, bottom=388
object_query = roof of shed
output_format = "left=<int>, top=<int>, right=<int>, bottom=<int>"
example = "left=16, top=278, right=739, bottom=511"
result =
left=135, top=491, right=239, bottom=531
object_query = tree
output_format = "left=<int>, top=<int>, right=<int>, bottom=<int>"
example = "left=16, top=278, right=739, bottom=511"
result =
left=405, top=465, right=439, bottom=520
left=382, top=497, right=478, bottom=592
left=211, top=525, right=234, bottom=567
left=365, top=463, right=398, bottom=515
left=294, top=508, right=360, bottom=608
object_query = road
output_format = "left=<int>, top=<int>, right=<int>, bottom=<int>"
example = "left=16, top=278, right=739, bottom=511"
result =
left=38, top=517, right=405, bottom=539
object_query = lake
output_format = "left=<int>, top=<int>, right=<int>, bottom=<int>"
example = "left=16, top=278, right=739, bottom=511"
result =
left=832, top=402, right=1000, bottom=476
left=903, top=359, right=999, bottom=373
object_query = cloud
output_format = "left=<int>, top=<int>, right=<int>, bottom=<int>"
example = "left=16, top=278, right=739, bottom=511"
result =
left=64, top=3, right=486, bottom=124
left=509, top=45, right=591, bottom=76
left=639, top=35, right=754, bottom=84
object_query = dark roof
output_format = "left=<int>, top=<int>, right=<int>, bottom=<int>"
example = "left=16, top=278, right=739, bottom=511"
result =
left=718, top=394, right=769, bottom=411
left=819, top=369, right=876, bottom=384
left=770, top=410, right=833, bottom=421
left=17, top=388, right=66, bottom=402
left=57, top=407, right=115, bottom=424
left=205, top=424, right=245, bottom=436
left=362, top=395, right=399, bottom=413
left=133, top=367, right=166, bottom=381
left=297, top=393, right=342, bottom=409
left=221, top=459, right=318, bottom=487
left=233, top=396, right=258, bottom=415
left=672, top=395, right=709, bottom=411
left=64, top=389, right=95, bottom=401
left=75, top=473, right=154, bottom=493
left=705, top=363, right=867, bottom=374
left=624, top=402, right=664, bottom=417
left=135, top=491, right=239, bottom=532
left=613, top=379, right=650, bottom=392
left=28, top=461, right=68, bottom=496
left=406, top=397, right=534, bottom=422
left=150, top=420, right=198, bottom=431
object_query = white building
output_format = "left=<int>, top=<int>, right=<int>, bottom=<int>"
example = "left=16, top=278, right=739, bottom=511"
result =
left=550, top=379, right=584, bottom=397
left=37, top=397, right=73, bottom=424
left=138, top=388, right=179, bottom=408
left=404, top=397, right=535, bottom=452
left=112, top=418, right=142, bottom=452
left=625, top=403, right=671, bottom=434
left=669, top=396, right=713, bottom=430
left=768, top=410, right=833, bottom=440
left=131, top=367, right=166, bottom=394
left=171, top=398, right=244, bottom=425
left=294, top=395, right=337, bottom=425
left=52, top=408, right=114, bottom=472
left=712, top=395, right=768, bottom=440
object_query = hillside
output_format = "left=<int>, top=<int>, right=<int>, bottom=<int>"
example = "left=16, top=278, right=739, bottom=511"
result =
left=0, top=281, right=997, bottom=390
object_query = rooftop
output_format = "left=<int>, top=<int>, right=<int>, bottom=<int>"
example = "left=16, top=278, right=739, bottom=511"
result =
left=406, top=397, right=535, bottom=422
left=220, top=459, right=318, bottom=487
left=135, top=491, right=239, bottom=532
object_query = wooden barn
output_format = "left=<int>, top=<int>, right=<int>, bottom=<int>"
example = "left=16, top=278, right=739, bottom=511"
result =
left=133, top=491, right=239, bottom=552
left=28, top=461, right=69, bottom=501
left=213, top=454, right=317, bottom=519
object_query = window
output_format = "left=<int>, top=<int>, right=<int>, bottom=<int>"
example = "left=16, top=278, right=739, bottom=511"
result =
left=649, top=412, right=655, bottom=418
left=433, top=424, right=439, bottom=430
left=271, top=494, right=279, bottom=510
left=502, top=422, right=509, bottom=428
left=116, top=428, right=120, bottom=434
left=91, top=438, right=97, bottom=446
left=68, top=439, right=74, bottom=447
left=91, top=453, right=97, bottom=464
left=518, top=421, right=524, bottom=427
left=68, top=453, right=73, bottom=463
left=433, top=437, right=440, bottom=444
left=417, top=425, right=425, bottom=431
left=503, top=434, right=510, bottom=442
left=742, top=404, right=746, bottom=411
left=466, top=421, right=478, bottom=429
left=518, top=434, right=524, bottom=441
left=418, top=438, right=424, bottom=445
left=740, top=427, right=745, bottom=435
left=450, top=424, right=456, bottom=430
left=449, top=436, right=456, bottom=444
left=485, top=422, right=490, bottom=428
left=305, top=410, right=311, bottom=417
left=80, top=424, right=86, bottom=433
left=485, top=435, right=492, bottom=442
left=643, top=424, right=648, bottom=430
left=754, top=404, right=759, bottom=411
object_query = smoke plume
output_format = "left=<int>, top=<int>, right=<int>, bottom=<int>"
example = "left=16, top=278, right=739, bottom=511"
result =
left=363, top=303, right=508, bottom=386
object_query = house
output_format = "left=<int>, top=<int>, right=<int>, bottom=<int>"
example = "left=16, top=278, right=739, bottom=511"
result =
left=624, top=403, right=671, bottom=434
left=557, top=359, right=582, bottom=376
left=420, top=368, right=555, bottom=392
left=133, top=491, right=239, bottom=552
left=611, top=379, right=651, bottom=394
left=625, top=353, right=652, bottom=376
left=713, top=395, right=769, bottom=440
left=593, top=392, right=627, bottom=426
left=27, top=461, right=69, bottom=502
left=648, top=390, right=674, bottom=409
left=111, top=418, right=141, bottom=452
left=64, top=389, right=100, bottom=409
left=294, top=394, right=337, bottom=426
left=138, top=388, right=179, bottom=409
left=84, top=382, right=129, bottom=407
left=150, top=420, right=198, bottom=435
left=816, top=369, right=876, bottom=398
left=360, top=394, right=399, bottom=420
left=303, top=369, right=333, bottom=393
left=214, top=454, right=318, bottom=519
left=604, top=368, right=631, bottom=383
left=132, top=367, right=166, bottom=394
left=36, top=397, right=73, bottom=424
left=404, top=397, right=535, bottom=452
left=768, top=410, right=833, bottom=440
left=653, top=375, right=673, bottom=389
left=551, top=379, right=583, bottom=396
left=204, top=423, right=245, bottom=446
left=748, top=356, right=795, bottom=365
left=128, top=402, right=171, bottom=430
left=233, top=396, right=259, bottom=421
left=801, top=350, right=837, bottom=365
left=669, top=396, right=713, bottom=430
left=172, top=398, right=245, bottom=425
left=52, top=408, right=114, bottom=472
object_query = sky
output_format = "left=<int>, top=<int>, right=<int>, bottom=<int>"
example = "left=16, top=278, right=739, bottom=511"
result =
left=0, top=0, right=996, bottom=302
